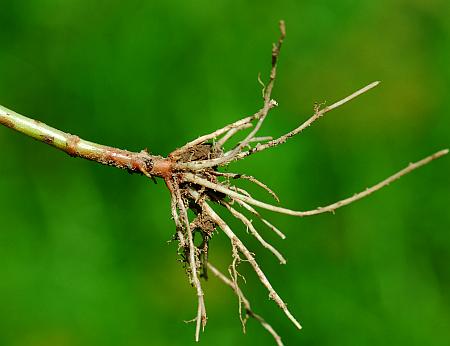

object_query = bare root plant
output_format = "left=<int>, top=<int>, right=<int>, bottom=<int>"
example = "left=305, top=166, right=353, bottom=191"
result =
left=0, top=21, right=447, bottom=345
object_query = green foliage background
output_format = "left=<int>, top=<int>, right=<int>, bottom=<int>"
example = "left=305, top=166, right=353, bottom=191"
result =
left=0, top=1, right=449, bottom=345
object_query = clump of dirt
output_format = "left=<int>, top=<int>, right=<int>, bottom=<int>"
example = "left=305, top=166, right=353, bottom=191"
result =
left=175, top=143, right=223, bottom=163
left=191, top=211, right=217, bottom=235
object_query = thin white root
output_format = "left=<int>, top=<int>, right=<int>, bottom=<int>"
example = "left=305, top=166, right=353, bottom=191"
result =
left=183, top=149, right=448, bottom=218
left=167, top=180, right=186, bottom=248
left=234, top=81, right=381, bottom=160
left=228, top=136, right=274, bottom=151
left=175, top=21, right=286, bottom=170
left=213, top=171, right=280, bottom=202
left=191, top=100, right=278, bottom=169
left=247, top=136, right=273, bottom=143
left=190, top=21, right=286, bottom=168
left=235, top=199, right=286, bottom=239
left=222, top=201, right=286, bottom=264
left=171, top=107, right=265, bottom=157
left=208, top=263, right=284, bottom=346
left=229, top=185, right=253, bottom=198
left=215, top=123, right=253, bottom=149
left=190, top=188, right=302, bottom=330
left=173, top=182, right=207, bottom=341
left=229, top=241, right=245, bottom=330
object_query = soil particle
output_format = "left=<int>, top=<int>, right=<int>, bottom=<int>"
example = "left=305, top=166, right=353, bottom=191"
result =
left=178, top=143, right=222, bottom=162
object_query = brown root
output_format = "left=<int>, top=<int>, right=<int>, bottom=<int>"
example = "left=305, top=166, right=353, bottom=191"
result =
left=149, top=21, right=447, bottom=343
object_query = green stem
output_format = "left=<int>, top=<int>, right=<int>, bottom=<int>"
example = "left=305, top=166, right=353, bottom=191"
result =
left=0, top=104, right=171, bottom=178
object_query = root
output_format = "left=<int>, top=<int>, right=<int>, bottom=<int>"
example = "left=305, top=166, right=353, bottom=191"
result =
left=172, top=179, right=207, bottom=341
left=182, top=149, right=448, bottom=218
left=213, top=171, right=280, bottom=202
left=234, top=199, right=286, bottom=239
left=159, top=21, right=446, bottom=343
left=222, top=201, right=286, bottom=264
left=190, top=188, right=302, bottom=330
left=208, top=263, right=284, bottom=346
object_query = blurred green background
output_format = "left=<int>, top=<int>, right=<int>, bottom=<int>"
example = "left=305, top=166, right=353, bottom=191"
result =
left=0, top=1, right=449, bottom=345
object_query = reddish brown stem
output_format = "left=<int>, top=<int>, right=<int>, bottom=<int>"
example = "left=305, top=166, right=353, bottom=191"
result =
left=0, top=103, right=173, bottom=178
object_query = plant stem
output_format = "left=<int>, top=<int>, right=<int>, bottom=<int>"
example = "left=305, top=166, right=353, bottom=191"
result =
left=0, top=104, right=172, bottom=178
